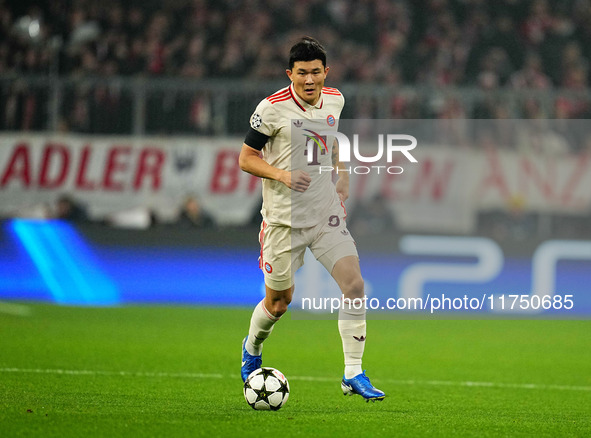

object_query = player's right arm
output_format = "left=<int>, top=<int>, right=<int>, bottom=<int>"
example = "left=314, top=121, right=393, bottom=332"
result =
left=239, top=144, right=311, bottom=192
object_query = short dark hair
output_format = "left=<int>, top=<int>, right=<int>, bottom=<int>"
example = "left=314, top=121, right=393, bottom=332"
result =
left=288, top=37, right=327, bottom=70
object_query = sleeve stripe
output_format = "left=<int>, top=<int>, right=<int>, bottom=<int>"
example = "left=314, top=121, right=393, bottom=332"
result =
left=267, top=88, right=290, bottom=100
left=268, top=96, right=291, bottom=104
left=322, top=87, right=342, bottom=96
left=268, top=91, right=290, bottom=100
left=268, top=94, right=290, bottom=103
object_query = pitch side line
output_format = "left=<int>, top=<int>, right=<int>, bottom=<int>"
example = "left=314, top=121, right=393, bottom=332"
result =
left=0, top=302, right=32, bottom=317
left=0, top=368, right=223, bottom=379
left=0, top=367, right=589, bottom=392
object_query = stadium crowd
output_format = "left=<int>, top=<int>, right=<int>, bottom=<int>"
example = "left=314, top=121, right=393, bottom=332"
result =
left=1, top=0, right=591, bottom=88
left=1, top=0, right=591, bottom=130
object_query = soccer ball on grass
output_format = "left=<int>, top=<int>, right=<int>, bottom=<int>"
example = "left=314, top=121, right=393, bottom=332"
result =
left=243, top=367, right=290, bottom=410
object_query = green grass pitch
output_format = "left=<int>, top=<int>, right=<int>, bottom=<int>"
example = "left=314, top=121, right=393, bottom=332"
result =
left=1, top=304, right=590, bottom=437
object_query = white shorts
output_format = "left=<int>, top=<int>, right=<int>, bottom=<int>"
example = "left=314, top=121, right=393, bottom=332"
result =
left=258, top=202, right=358, bottom=290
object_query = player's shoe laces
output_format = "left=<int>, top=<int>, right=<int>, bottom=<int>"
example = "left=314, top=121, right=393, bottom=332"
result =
left=341, top=371, right=386, bottom=402
left=241, top=336, right=262, bottom=382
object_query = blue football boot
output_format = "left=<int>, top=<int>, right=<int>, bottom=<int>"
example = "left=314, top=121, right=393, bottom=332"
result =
left=341, top=370, right=386, bottom=402
left=241, top=336, right=262, bottom=382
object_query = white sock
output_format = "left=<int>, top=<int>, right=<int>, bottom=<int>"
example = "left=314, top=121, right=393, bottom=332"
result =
left=338, top=297, right=366, bottom=379
left=345, top=364, right=363, bottom=379
left=246, top=300, right=280, bottom=356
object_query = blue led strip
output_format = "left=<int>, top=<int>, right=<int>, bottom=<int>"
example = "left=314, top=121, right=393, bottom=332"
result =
left=8, top=220, right=119, bottom=305
left=9, top=220, right=68, bottom=302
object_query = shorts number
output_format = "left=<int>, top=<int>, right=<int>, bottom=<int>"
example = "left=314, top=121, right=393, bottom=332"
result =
left=328, top=215, right=340, bottom=227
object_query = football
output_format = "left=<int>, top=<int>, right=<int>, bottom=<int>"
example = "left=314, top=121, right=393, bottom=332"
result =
left=243, top=367, right=290, bottom=411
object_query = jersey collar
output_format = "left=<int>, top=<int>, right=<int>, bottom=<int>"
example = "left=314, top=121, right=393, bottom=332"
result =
left=289, top=83, right=324, bottom=112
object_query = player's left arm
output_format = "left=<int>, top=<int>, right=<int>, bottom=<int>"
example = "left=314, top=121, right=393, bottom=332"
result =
left=332, top=139, right=349, bottom=202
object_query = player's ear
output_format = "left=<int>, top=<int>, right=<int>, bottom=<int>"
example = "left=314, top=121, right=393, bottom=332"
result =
left=286, top=69, right=293, bottom=81
left=324, top=66, right=330, bottom=78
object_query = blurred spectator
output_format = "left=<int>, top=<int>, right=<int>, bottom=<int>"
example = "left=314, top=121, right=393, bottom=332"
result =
left=519, top=97, right=547, bottom=118
left=1, top=79, right=47, bottom=130
left=54, top=194, right=88, bottom=222
left=177, top=195, right=215, bottom=229
left=471, top=71, right=502, bottom=119
left=510, top=52, right=552, bottom=89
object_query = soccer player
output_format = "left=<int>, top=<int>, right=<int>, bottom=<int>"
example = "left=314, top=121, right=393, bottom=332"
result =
left=238, top=37, right=385, bottom=402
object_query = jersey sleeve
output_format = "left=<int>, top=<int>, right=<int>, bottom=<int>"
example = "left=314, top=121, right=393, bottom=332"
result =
left=337, top=93, right=345, bottom=118
left=249, top=99, right=279, bottom=138
left=333, top=93, right=345, bottom=131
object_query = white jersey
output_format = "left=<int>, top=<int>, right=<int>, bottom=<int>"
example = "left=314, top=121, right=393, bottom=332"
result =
left=249, top=83, right=345, bottom=228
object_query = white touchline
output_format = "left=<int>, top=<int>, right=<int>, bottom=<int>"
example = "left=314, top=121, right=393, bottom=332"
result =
left=0, top=368, right=224, bottom=379
left=0, top=368, right=589, bottom=392
left=0, top=301, right=32, bottom=317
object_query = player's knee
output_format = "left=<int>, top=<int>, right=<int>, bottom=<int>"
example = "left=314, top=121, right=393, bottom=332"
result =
left=270, top=298, right=290, bottom=317
left=342, top=275, right=365, bottom=300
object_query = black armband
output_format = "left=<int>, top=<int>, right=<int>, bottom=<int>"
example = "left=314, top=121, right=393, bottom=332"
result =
left=244, top=127, right=269, bottom=151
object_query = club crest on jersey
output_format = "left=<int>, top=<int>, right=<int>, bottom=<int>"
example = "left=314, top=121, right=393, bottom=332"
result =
left=251, top=113, right=262, bottom=129
left=326, top=115, right=336, bottom=126
left=264, top=262, right=273, bottom=273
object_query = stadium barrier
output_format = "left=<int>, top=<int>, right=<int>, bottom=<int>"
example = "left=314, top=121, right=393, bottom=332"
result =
left=1, top=75, right=591, bottom=135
